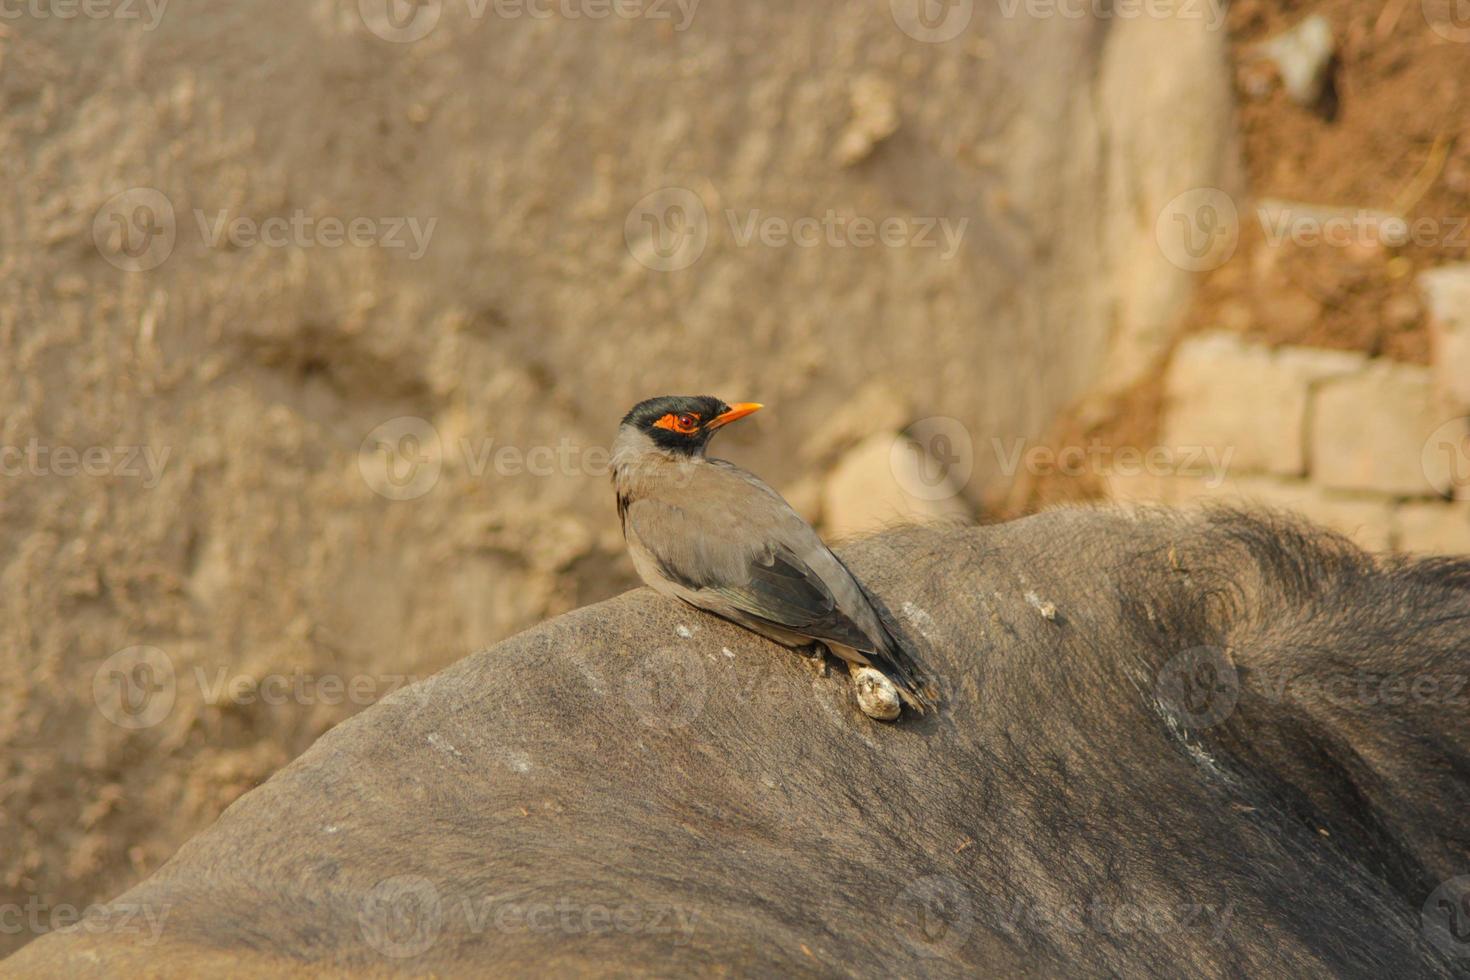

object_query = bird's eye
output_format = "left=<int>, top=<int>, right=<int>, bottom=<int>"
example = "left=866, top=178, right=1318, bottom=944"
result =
left=653, top=412, right=703, bottom=435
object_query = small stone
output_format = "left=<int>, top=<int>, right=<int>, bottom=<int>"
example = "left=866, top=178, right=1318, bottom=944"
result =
left=1024, top=591, right=1058, bottom=621
left=852, top=667, right=901, bottom=722
left=832, top=75, right=899, bottom=168
left=1256, top=15, right=1336, bottom=109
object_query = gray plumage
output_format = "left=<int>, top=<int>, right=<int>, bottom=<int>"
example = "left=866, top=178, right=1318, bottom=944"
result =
left=612, top=396, right=936, bottom=714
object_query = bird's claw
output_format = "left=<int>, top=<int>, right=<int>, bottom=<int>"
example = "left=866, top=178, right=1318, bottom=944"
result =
left=800, top=644, right=829, bottom=677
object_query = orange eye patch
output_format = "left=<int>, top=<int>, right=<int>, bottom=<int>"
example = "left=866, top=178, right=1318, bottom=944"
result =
left=654, top=412, right=701, bottom=434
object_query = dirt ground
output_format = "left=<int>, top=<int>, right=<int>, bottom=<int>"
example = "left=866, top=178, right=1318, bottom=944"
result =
left=1011, top=0, right=1470, bottom=515
left=1203, top=0, right=1470, bottom=361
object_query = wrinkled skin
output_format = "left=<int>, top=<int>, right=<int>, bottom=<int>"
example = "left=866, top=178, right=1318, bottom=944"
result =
left=6, top=509, right=1469, bottom=978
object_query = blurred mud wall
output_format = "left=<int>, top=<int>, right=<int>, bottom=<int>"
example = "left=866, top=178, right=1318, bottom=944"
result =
left=0, top=0, right=1234, bottom=950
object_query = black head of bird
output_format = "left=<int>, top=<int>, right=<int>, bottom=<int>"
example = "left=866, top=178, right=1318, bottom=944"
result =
left=619, top=395, right=763, bottom=457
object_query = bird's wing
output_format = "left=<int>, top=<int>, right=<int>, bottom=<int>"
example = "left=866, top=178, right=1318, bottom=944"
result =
left=623, top=464, right=881, bottom=653
left=715, top=542, right=878, bottom=652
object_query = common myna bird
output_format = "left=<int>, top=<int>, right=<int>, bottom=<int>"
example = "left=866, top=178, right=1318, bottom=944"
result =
left=612, top=395, right=937, bottom=719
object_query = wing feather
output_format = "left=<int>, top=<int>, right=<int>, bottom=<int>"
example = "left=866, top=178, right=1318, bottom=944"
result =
left=624, top=478, right=877, bottom=653
left=707, top=546, right=876, bottom=651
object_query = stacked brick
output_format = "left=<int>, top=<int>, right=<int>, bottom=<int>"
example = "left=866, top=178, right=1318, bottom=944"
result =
left=1107, top=265, right=1470, bottom=553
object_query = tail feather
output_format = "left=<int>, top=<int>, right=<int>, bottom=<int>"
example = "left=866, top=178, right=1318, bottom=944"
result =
left=874, top=621, right=939, bottom=714
left=827, top=551, right=940, bottom=714
left=858, top=582, right=939, bottom=714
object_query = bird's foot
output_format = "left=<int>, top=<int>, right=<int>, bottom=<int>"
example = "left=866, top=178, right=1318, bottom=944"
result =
left=800, top=643, right=829, bottom=678
left=852, top=667, right=902, bottom=721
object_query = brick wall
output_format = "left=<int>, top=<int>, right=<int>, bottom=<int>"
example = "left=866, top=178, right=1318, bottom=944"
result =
left=1107, top=265, right=1470, bottom=554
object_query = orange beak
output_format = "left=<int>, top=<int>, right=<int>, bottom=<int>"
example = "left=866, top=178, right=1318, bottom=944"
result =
left=707, top=402, right=763, bottom=430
